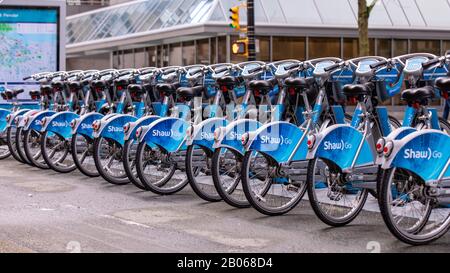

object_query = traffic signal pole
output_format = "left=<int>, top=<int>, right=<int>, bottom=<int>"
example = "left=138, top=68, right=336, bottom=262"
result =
left=246, top=0, right=256, bottom=61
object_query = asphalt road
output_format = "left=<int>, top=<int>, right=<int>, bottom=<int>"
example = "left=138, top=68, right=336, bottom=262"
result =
left=0, top=157, right=449, bottom=253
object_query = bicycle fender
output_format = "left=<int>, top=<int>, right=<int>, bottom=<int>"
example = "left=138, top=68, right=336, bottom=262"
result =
left=186, top=117, right=228, bottom=152
left=382, top=129, right=450, bottom=182
left=212, top=119, right=262, bottom=155
left=24, top=110, right=56, bottom=131
left=245, top=121, right=306, bottom=163
left=72, top=112, right=104, bottom=139
left=0, top=108, right=12, bottom=132
left=307, top=124, right=375, bottom=170
left=95, top=114, right=137, bottom=145
left=139, top=117, right=189, bottom=153
left=124, top=115, right=160, bottom=141
left=41, top=111, right=79, bottom=139
left=375, top=127, right=417, bottom=165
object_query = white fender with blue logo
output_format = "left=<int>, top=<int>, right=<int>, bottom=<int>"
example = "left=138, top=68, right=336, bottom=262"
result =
left=245, top=121, right=307, bottom=163
left=124, top=115, right=160, bottom=141
left=186, top=117, right=228, bottom=152
left=138, top=117, right=190, bottom=153
left=94, top=114, right=137, bottom=146
left=381, top=129, right=450, bottom=183
left=24, top=110, right=56, bottom=131
left=213, top=119, right=262, bottom=155
left=5, top=109, right=30, bottom=128
left=307, top=124, right=375, bottom=170
left=72, top=112, right=104, bottom=139
left=41, top=111, right=79, bottom=139
left=375, top=127, right=417, bottom=165
left=0, top=108, right=12, bottom=132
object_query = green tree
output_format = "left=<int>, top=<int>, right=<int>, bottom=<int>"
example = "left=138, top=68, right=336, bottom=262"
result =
left=358, top=0, right=378, bottom=56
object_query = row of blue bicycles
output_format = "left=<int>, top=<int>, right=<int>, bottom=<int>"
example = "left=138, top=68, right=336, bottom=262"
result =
left=0, top=52, right=449, bottom=246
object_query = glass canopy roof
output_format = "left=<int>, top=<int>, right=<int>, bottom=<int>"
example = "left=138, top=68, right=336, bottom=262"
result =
left=67, top=0, right=450, bottom=45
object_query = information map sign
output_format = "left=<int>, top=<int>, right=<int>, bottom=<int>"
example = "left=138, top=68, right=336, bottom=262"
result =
left=0, top=7, right=59, bottom=101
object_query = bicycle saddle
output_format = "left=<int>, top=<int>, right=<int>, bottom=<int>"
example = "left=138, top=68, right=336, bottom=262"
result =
left=248, top=78, right=278, bottom=95
left=114, top=78, right=129, bottom=87
left=128, top=84, right=144, bottom=94
left=29, top=90, right=41, bottom=100
left=156, top=83, right=179, bottom=96
left=51, top=81, right=64, bottom=90
left=40, top=85, right=52, bottom=95
left=401, top=86, right=435, bottom=104
left=343, top=83, right=374, bottom=97
left=177, top=86, right=204, bottom=100
left=435, top=77, right=450, bottom=93
left=68, top=81, right=81, bottom=90
left=217, top=76, right=239, bottom=90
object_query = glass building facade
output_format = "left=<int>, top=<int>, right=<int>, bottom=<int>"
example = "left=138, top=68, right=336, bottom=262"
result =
left=66, top=0, right=450, bottom=106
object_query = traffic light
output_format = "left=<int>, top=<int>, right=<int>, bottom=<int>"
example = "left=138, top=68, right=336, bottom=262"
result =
left=229, top=6, right=240, bottom=30
left=231, top=39, right=248, bottom=56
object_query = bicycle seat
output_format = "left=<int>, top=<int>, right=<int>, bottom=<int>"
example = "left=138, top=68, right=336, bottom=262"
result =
left=128, top=84, right=144, bottom=94
left=40, top=85, right=52, bottom=95
left=0, top=92, right=6, bottom=100
left=3, top=90, right=13, bottom=100
left=217, top=76, right=238, bottom=90
left=156, top=83, right=179, bottom=96
left=343, top=83, right=374, bottom=97
left=401, top=86, right=435, bottom=103
left=68, top=81, right=81, bottom=90
left=51, top=81, right=64, bottom=90
left=114, top=78, right=129, bottom=86
left=92, top=80, right=107, bottom=89
left=248, top=78, right=277, bottom=95
left=177, top=86, right=204, bottom=100
left=435, top=77, right=450, bottom=92
left=285, top=77, right=315, bottom=90
left=29, top=90, right=41, bottom=100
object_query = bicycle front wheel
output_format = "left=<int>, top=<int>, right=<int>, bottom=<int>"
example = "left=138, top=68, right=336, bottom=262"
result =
left=41, top=131, right=76, bottom=173
left=23, top=129, right=49, bottom=169
left=241, top=151, right=307, bottom=215
left=378, top=167, right=450, bottom=245
left=93, top=137, right=129, bottom=185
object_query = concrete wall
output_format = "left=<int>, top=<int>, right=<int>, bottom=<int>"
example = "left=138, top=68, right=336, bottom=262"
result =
left=66, top=53, right=111, bottom=70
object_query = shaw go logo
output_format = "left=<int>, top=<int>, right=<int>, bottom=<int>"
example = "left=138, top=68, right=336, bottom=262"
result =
left=403, top=148, right=442, bottom=160
left=260, top=135, right=292, bottom=145
left=323, top=140, right=352, bottom=151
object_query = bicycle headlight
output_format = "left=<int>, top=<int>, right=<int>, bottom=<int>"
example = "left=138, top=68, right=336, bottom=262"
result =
left=40, top=118, right=47, bottom=126
left=383, top=140, right=394, bottom=157
left=241, top=132, right=249, bottom=146
left=213, top=128, right=223, bottom=141
left=14, top=116, right=20, bottom=125
left=376, top=138, right=385, bottom=154
left=92, top=120, right=101, bottom=132
left=123, top=123, right=130, bottom=133
left=23, top=116, right=29, bottom=124
left=307, top=134, right=316, bottom=150
left=5, top=114, right=11, bottom=122
left=136, top=127, right=143, bottom=138
left=70, top=119, right=77, bottom=129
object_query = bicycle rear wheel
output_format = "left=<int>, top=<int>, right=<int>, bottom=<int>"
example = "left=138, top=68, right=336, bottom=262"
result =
left=41, top=131, right=76, bottom=173
left=71, top=132, right=99, bottom=177
left=23, top=129, right=49, bottom=169
left=93, top=137, right=129, bottom=185
left=241, top=151, right=307, bottom=215
left=378, top=167, right=450, bottom=245
left=123, top=139, right=147, bottom=190
left=0, top=130, right=11, bottom=159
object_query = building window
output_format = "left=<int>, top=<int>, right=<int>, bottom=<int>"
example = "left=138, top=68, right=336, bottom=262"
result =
left=272, top=36, right=305, bottom=61
left=182, top=41, right=195, bottom=66
left=169, top=43, right=182, bottom=66
left=134, top=48, right=147, bottom=68
left=123, top=49, right=134, bottom=68
left=343, top=38, right=375, bottom=59
left=377, top=39, right=392, bottom=58
left=443, top=41, right=450, bottom=55
left=308, top=37, right=340, bottom=59
left=218, top=36, right=227, bottom=63
left=147, top=46, right=157, bottom=67
left=410, top=40, right=440, bottom=55
left=256, top=36, right=270, bottom=62
left=393, top=39, right=408, bottom=56
left=196, top=39, right=210, bottom=65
